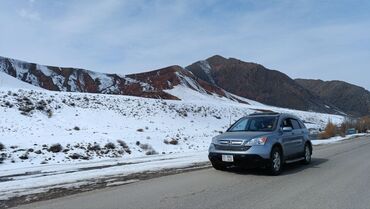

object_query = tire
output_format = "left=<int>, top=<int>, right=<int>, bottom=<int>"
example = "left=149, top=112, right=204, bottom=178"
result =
left=301, top=144, right=312, bottom=165
left=269, top=147, right=283, bottom=175
left=211, top=161, right=228, bottom=171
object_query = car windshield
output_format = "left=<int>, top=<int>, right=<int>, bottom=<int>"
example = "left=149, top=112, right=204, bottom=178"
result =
left=228, top=116, right=278, bottom=132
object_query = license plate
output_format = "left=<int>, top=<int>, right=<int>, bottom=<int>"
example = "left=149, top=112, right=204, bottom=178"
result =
left=222, top=155, right=234, bottom=162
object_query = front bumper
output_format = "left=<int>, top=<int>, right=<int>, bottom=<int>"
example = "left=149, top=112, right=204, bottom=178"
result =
left=208, top=143, right=271, bottom=159
left=208, top=152, right=269, bottom=168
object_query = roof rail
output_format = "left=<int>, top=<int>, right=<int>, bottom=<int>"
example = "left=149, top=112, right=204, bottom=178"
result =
left=249, top=112, right=280, bottom=116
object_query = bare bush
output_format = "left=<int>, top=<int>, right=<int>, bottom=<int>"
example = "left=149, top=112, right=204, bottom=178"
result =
left=169, top=138, right=179, bottom=145
left=48, top=143, right=63, bottom=153
left=19, top=152, right=29, bottom=160
left=117, top=140, right=131, bottom=154
left=319, top=120, right=337, bottom=139
left=88, top=143, right=101, bottom=151
left=105, top=142, right=116, bottom=149
left=145, top=149, right=158, bottom=155
left=139, top=143, right=150, bottom=150
left=117, top=140, right=128, bottom=148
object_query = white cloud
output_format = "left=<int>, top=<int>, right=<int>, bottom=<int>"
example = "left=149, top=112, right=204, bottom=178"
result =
left=17, top=8, right=40, bottom=21
left=1, top=0, right=370, bottom=90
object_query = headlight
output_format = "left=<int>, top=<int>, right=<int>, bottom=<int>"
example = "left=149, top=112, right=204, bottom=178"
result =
left=245, top=137, right=268, bottom=146
left=211, top=137, right=217, bottom=144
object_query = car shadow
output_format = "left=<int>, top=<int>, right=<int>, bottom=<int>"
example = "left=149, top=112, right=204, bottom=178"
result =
left=224, top=157, right=328, bottom=176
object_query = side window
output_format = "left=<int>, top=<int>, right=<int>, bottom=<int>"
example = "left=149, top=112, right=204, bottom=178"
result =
left=281, top=118, right=293, bottom=128
left=290, top=119, right=301, bottom=130
left=298, top=120, right=306, bottom=129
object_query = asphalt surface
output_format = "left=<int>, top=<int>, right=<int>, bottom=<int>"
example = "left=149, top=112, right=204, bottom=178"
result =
left=13, top=136, right=370, bottom=209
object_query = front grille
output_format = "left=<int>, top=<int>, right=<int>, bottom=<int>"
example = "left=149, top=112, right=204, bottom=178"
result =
left=214, top=144, right=251, bottom=151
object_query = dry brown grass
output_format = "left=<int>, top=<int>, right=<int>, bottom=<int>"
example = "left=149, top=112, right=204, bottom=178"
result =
left=319, top=120, right=337, bottom=139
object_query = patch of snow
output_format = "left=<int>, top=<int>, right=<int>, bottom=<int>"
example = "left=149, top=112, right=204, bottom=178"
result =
left=0, top=72, right=42, bottom=90
left=89, top=72, right=114, bottom=92
left=198, top=60, right=216, bottom=85
left=311, top=134, right=367, bottom=145
left=37, top=65, right=53, bottom=77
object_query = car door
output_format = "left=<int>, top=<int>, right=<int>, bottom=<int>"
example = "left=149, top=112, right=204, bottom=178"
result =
left=290, top=118, right=305, bottom=157
left=280, top=118, right=296, bottom=157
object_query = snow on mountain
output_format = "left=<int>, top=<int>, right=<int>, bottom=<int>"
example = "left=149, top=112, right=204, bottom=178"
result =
left=0, top=71, right=42, bottom=90
left=0, top=56, right=249, bottom=104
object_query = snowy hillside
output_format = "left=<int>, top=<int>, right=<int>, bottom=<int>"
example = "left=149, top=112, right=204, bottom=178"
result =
left=0, top=83, right=347, bottom=201
left=0, top=86, right=343, bottom=170
left=0, top=72, right=42, bottom=90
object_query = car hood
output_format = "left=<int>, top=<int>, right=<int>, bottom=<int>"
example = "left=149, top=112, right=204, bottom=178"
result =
left=213, top=132, right=270, bottom=143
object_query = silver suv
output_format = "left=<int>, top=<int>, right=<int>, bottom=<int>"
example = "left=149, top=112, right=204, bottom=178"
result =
left=208, top=113, right=312, bottom=175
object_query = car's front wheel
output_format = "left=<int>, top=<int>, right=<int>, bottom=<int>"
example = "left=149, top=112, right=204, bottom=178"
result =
left=301, top=144, right=312, bottom=165
left=269, top=147, right=283, bottom=175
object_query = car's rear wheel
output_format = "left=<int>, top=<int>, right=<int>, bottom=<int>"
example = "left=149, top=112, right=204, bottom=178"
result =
left=301, top=144, right=312, bottom=165
left=211, top=161, right=228, bottom=171
left=269, top=147, right=283, bottom=175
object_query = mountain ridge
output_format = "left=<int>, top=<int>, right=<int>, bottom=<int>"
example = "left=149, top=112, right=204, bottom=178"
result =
left=296, top=78, right=370, bottom=117
left=1, top=54, right=368, bottom=116
left=186, top=55, right=344, bottom=115
left=0, top=55, right=247, bottom=103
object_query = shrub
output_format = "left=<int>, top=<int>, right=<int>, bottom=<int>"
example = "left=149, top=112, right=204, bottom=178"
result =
left=137, top=128, right=144, bottom=132
left=117, top=140, right=131, bottom=153
left=145, top=149, right=158, bottom=155
left=125, top=148, right=132, bottom=154
left=19, top=152, right=29, bottom=160
left=169, top=138, right=179, bottom=145
left=139, top=143, right=150, bottom=150
left=47, top=109, right=53, bottom=118
left=117, top=140, right=128, bottom=148
left=319, top=120, right=337, bottom=139
left=356, top=116, right=370, bottom=133
left=88, top=144, right=101, bottom=151
left=18, top=106, right=35, bottom=113
left=48, top=143, right=63, bottom=153
left=0, top=153, right=7, bottom=164
left=69, top=153, right=82, bottom=159
left=73, top=126, right=80, bottom=131
left=105, top=142, right=116, bottom=149
left=0, top=142, right=5, bottom=150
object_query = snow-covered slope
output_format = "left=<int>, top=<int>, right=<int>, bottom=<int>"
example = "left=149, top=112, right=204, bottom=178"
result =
left=0, top=72, right=42, bottom=90
left=0, top=87, right=344, bottom=170
left=0, top=82, right=346, bottom=201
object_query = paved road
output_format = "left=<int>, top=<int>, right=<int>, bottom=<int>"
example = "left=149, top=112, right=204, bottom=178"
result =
left=13, top=136, right=370, bottom=209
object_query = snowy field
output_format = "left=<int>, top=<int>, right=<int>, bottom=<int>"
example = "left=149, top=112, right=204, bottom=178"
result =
left=0, top=71, right=347, bottom=201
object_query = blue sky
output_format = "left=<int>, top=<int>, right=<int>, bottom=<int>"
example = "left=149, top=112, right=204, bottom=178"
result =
left=1, top=0, right=369, bottom=89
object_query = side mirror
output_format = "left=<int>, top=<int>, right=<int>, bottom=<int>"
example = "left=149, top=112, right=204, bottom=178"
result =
left=282, top=127, right=293, bottom=132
